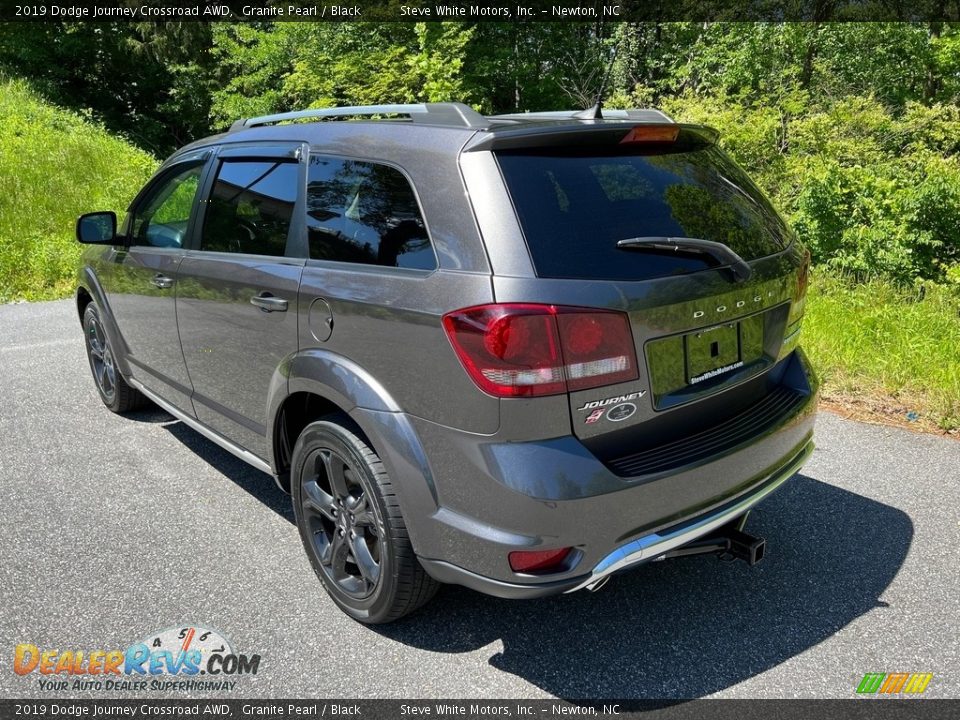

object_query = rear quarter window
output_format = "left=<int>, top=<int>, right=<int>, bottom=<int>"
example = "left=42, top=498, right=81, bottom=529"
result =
left=306, top=155, right=436, bottom=271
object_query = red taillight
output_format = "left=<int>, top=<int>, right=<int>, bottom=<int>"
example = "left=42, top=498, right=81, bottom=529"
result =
left=508, top=547, right=573, bottom=573
left=555, top=311, right=637, bottom=391
left=442, top=304, right=638, bottom=398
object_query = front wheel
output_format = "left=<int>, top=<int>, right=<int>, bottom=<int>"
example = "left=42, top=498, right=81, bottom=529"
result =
left=291, top=416, right=439, bottom=623
left=82, top=303, right=146, bottom=413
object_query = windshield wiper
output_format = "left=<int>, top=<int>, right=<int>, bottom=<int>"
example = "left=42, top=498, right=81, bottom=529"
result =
left=616, top=236, right=752, bottom=283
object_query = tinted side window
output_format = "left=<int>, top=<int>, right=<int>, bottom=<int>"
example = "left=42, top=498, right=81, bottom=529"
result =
left=306, top=155, right=435, bottom=270
left=201, top=160, right=298, bottom=257
left=130, top=163, right=204, bottom=248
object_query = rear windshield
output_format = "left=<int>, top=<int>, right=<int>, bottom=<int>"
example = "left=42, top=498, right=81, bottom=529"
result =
left=496, top=145, right=792, bottom=282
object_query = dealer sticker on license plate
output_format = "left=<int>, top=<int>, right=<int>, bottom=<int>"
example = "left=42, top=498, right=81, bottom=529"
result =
left=684, top=322, right=744, bottom=385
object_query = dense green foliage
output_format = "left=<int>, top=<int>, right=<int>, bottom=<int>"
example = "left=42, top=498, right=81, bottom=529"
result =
left=606, top=23, right=960, bottom=286
left=0, top=78, right=157, bottom=301
left=0, top=23, right=214, bottom=154
left=660, top=96, right=960, bottom=285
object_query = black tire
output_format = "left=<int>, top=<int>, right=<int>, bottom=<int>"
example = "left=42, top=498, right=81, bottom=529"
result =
left=291, top=415, right=439, bottom=623
left=82, top=303, right=147, bottom=413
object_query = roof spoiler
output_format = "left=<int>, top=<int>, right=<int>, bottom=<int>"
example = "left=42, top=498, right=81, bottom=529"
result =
left=490, top=108, right=675, bottom=123
left=464, top=123, right=719, bottom=153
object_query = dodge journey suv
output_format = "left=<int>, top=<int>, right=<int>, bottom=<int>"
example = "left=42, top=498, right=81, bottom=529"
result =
left=75, top=102, right=817, bottom=623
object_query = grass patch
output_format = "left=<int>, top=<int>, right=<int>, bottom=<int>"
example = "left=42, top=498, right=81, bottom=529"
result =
left=803, top=273, right=960, bottom=431
left=0, top=77, right=157, bottom=302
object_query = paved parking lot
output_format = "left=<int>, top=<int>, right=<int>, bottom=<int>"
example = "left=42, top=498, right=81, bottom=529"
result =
left=1, top=300, right=958, bottom=699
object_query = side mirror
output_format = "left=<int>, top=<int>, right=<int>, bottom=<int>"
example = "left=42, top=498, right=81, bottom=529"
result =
left=76, top=212, right=117, bottom=244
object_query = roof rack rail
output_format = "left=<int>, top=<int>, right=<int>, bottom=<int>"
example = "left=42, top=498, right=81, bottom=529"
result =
left=230, top=102, right=488, bottom=132
left=490, top=108, right=675, bottom=123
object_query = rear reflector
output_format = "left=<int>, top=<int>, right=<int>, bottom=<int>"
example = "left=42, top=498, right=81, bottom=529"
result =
left=508, top=548, right=573, bottom=573
left=442, top=304, right=638, bottom=398
left=620, top=125, right=679, bottom=144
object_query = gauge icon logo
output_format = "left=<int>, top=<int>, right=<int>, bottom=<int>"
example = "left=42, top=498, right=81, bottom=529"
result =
left=138, top=625, right=233, bottom=666
left=11, top=623, right=261, bottom=681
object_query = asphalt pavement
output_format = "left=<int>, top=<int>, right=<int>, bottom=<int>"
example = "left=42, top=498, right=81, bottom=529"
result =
left=1, top=299, right=958, bottom=699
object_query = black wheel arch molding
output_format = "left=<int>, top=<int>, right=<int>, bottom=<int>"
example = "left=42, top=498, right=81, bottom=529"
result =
left=265, top=348, right=441, bottom=555
left=76, top=268, right=135, bottom=381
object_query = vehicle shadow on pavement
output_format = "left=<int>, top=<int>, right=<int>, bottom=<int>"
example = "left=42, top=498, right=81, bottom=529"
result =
left=124, top=406, right=178, bottom=424
left=162, top=420, right=295, bottom=522
left=375, top=473, right=913, bottom=699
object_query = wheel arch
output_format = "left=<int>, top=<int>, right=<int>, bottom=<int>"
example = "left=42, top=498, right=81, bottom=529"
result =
left=76, top=286, right=93, bottom=322
left=76, top=268, right=134, bottom=379
left=267, top=350, right=439, bottom=544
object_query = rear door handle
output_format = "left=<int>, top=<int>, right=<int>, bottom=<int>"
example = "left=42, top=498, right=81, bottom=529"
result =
left=151, top=274, right=174, bottom=289
left=250, top=293, right=288, bottom=313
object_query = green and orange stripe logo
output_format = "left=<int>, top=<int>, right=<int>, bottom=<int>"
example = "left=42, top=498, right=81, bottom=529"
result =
left=856, top=673, right=933, bottom=695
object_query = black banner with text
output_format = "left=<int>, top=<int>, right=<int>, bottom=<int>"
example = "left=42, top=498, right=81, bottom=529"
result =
left=2, top=0, right=959, bottom=22
left=1, top=700, right=959, bottom=720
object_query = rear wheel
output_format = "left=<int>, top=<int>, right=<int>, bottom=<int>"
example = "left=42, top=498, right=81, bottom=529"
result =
left=82, top=303, right=146, bottom=413
left=291, top=416, right=438, bottom=623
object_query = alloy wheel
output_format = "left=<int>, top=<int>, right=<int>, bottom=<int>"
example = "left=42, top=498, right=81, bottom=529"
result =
left=86, top=312, right=117, bottom=403
left=300, top=447, right=383, bottom=599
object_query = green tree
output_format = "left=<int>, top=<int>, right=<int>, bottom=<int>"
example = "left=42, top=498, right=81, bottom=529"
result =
left=209, top=22, right=474, bottom=124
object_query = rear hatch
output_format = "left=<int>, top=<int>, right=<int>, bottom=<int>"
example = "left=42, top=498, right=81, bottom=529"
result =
left=484, top=122, right=810, bottom=464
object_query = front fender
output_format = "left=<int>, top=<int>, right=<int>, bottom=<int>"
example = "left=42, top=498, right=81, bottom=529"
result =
left=77, top=265, right=134, bottom=380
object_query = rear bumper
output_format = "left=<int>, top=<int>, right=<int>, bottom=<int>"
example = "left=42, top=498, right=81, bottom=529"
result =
left=418, top=439, right=811, bottom=598
left=362, top=349, right=818, bottom=597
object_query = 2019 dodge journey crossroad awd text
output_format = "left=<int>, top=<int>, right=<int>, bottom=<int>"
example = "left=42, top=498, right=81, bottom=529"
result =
left=75, top=102, right=818, bottom=623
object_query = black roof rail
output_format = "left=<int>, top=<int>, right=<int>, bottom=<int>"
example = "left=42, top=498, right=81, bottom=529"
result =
left=230, top=102, right=488, bottom=132
left=490, top=108, right=675, bottom=123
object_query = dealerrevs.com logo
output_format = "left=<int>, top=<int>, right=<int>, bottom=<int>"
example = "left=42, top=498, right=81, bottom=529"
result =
left=13, top=625, right=261, bottom=693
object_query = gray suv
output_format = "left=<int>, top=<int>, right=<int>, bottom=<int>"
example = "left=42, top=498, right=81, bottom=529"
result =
left=75, top=103, right=817, bottom=623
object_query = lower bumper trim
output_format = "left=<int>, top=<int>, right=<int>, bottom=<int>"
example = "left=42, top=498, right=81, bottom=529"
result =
left=418, top=557, right=587, bottom=599
left=419, top=439, right=812, bottom=600
left=566, top=439, right=814, bottom=592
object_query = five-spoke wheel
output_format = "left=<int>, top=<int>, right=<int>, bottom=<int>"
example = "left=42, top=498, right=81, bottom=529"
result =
left=301, top=447, right=383, bottom=599
left=82, top=303, right=145, bottom=413
left=86, top=308, right=117, bottom=402
left=292, top=417, right=438, bottom=623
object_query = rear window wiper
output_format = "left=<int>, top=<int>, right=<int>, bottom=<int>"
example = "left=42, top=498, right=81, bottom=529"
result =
left=616, top=236, right=752, bottom=283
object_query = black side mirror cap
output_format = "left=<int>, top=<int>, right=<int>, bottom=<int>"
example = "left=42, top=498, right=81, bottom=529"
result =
left=76, top=211, right=117, bottom=244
